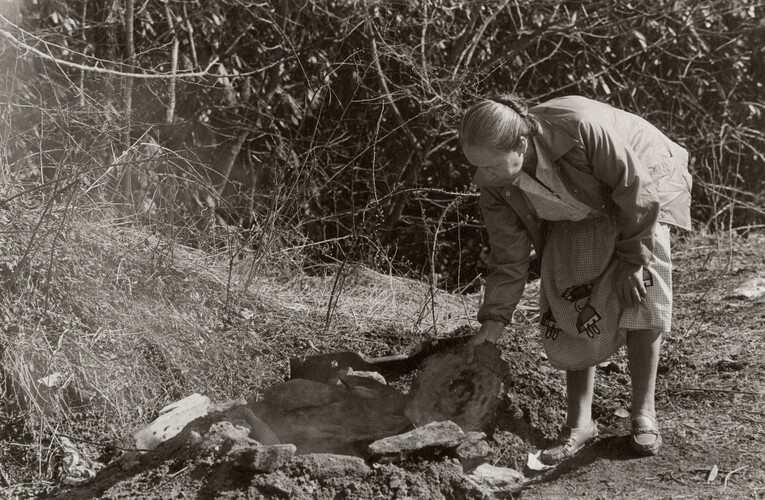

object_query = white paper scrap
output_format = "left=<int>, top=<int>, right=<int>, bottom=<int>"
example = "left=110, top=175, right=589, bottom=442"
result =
left=527, top=450, right=555, bottom=471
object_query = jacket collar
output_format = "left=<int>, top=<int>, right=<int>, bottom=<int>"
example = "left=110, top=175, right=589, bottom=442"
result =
left=532, top=117, right=582, bottom=162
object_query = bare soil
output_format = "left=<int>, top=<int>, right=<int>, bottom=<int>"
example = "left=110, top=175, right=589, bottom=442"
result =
left=2, top=232, right=764, bottom=499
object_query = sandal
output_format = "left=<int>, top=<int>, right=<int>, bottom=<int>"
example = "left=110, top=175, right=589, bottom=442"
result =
left=631, top=415, right=662, bottom=456
left=539, top=420, right=599, bottom=465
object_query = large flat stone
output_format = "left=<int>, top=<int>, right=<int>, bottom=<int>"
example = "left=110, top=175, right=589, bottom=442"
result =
left=464, top=464, right=525, bottom=499
left=290, top=453, right=371, bottom=479
left=368, top=420, right=465, bottom=462
left=261, top=379, right=345, bottom=412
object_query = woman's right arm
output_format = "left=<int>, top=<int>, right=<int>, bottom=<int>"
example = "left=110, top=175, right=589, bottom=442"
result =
left=466, top=186, right=532, bottom=361
left=477, top=186, right=532, bottom=324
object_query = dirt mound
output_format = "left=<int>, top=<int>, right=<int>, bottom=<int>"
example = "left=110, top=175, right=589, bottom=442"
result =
left=48, top=344, right=529, bottom=499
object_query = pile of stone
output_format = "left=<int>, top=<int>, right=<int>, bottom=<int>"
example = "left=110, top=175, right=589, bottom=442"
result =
left=116, top=397, right=523, bottom=498
left=98, top=343, right=525, bottom=498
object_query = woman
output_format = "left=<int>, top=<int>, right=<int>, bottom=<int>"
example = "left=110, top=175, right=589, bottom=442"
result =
left=460, top=94, right=691, bottom=464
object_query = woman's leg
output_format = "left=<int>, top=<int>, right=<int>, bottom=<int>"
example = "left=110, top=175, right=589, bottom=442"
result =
left=566, top=366, right=596, bottom=428
left=626, top=328, right=663, bottom=454
left=626, top=329, right=662, bottom=418
left=540, top=366, right=598, bottom=464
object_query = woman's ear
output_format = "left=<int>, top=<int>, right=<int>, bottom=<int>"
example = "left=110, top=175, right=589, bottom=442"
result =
left=519, top=136, right=529, bottom=154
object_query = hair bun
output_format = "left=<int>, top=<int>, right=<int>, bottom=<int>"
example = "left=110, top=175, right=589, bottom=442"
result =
left=490, top=94, right=529, bottom=117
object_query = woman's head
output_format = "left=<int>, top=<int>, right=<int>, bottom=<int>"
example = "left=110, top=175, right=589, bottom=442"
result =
left=459, top=93, right=538, bottom=151
left=460, top=94, right=539, bottom=186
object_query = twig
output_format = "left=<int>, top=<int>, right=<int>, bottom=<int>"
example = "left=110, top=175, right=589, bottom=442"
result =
left=167, top=465, right=189, bottom=478
left=0, top=19, right=218, bottom=80
left=674, top=387, right=763, bottom=396
left=722, top=466, right=747, bottom=492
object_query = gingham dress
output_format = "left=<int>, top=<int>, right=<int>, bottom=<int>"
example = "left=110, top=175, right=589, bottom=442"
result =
left=539, top=217, right=672, bottom=370
left=522, top=142, right=673, bottom=370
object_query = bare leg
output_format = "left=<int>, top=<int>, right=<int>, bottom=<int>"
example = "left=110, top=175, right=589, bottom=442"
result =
left=626, top=329, right=662, bottom=418
left=566, top=366, right=596, bottom=428
left=540, top=366, right=598, bottom=464
left=626, top=328, right=663, bottom=454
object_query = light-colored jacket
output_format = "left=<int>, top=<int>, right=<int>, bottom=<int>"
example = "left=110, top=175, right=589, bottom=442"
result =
left=476, top=95, right=692, bottom=325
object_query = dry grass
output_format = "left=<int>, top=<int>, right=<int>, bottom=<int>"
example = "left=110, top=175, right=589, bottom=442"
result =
left=0, top=198, right=487, bottom=451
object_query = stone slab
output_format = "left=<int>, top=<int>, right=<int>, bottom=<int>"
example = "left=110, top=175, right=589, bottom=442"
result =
left=131, top=393, right=211, bottom=451
left=368, top=420, right=465, bottom=461
left=465, top=464, right=525, bottom=499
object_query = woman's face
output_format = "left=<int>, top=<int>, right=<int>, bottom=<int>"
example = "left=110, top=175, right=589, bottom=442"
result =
left=462, top=138, right=527, bottom=187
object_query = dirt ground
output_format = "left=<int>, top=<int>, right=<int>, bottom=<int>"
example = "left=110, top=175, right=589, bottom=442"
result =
left=2, top=232, right=764, bottom=499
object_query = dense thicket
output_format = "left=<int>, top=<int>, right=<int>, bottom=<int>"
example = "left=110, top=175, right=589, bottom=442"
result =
left=2, top=0, right=763, bottom=291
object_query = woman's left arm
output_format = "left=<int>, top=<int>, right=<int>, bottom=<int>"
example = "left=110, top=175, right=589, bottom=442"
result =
left=578, top=118, right=661, bottom=305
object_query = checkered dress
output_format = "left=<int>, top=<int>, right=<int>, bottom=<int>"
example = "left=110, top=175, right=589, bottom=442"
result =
left=539, top=217, right=672, bottom=370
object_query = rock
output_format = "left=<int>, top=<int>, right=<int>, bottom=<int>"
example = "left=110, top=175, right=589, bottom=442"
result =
left=368, top=421, right=466, bottom=462
left=200, top=421, right=259, bottom=457
left=234, top=444, right=296, bottom=473
left=405, top=343, right=505, bottom=431
left=130, top=393, right=211, bottom=451
left=456, top=431, right=493, bottom=472
left=728, top=277, right=765, bottom=299
left=290, top=453, right=372, bottom=479
left=464, top=464, right=525, bottom=499
left=346, top=368, right=387, bottom=385
left=260, top=379, right=345, bottom=412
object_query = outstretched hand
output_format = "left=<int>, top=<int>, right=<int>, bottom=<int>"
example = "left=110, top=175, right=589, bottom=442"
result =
left=464, top=320, right=505, bottom=363
left=615, top=261, right=647, bottom=307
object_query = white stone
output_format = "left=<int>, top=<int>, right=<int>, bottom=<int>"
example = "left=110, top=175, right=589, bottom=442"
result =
left=131, top=393, right=211, bottom=451
left=465, top=463, right=525, bottom=498
left=730, top=277, right=765, bottom=299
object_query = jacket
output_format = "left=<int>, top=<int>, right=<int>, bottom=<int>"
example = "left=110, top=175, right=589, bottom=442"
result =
left=476, top=95, right=692, bottom=325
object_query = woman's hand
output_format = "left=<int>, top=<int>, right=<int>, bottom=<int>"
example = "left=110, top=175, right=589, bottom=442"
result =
left=465, top=320, right=506, bottom=363
left=615, top=261, right=647, bottom=307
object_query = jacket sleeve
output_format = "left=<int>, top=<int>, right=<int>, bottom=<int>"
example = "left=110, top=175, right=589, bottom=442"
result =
left=477, top=186, right=531, bottom=324
left=578, top=117, right=660, bottom=266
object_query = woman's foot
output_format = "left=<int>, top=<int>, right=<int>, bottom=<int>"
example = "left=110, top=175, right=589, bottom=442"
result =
left=631, top=414, right=662, bottom=456
left=539, top=420, right=599, bottom=465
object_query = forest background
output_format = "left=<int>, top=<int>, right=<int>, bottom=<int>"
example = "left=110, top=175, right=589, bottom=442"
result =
left=2, top=0, right=764, bottom=291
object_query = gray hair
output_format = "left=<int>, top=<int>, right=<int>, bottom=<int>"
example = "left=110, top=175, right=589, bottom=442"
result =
left=460, top=93, right=539, bottom=152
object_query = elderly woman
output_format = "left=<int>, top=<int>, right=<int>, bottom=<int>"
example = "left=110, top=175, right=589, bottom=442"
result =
left=460, top=94, right=691, bottom=464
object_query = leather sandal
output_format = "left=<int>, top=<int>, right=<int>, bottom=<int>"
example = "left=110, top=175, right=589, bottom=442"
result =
left=539, top=420, right=599, bottom=465
left=631, top=415, right=662, bottom=456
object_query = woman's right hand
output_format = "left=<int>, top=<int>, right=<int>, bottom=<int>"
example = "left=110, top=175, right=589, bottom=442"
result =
left=465, top=320, right=506, bottom=363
